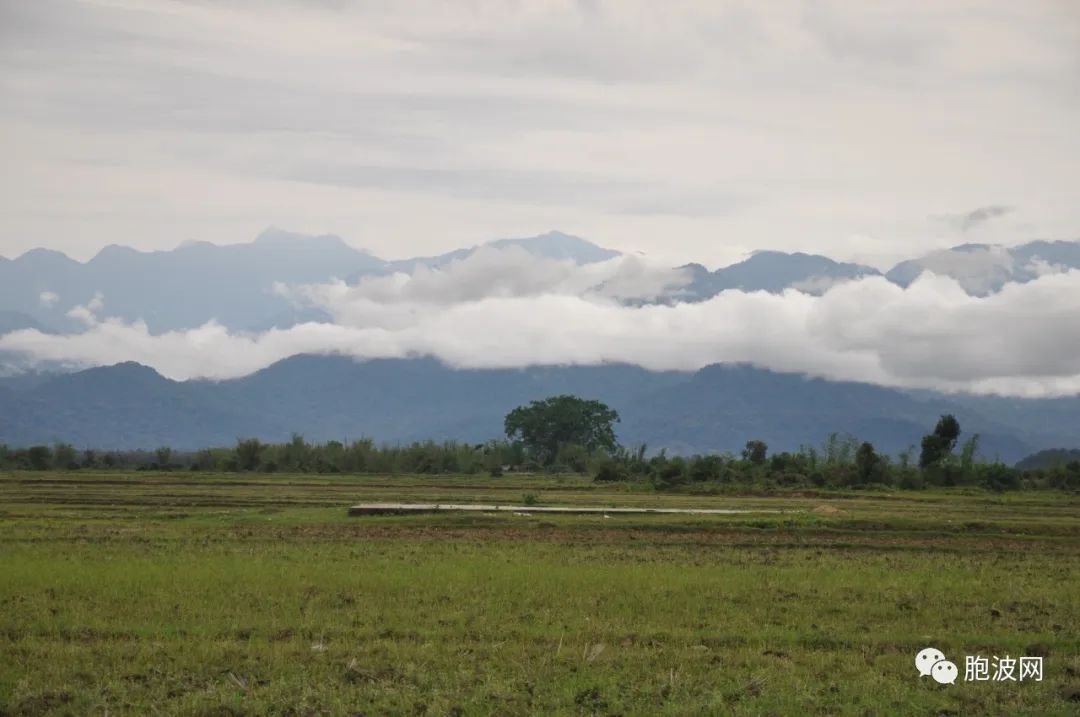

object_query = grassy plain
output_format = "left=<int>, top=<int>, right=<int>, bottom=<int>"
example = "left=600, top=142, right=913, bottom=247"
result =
left=0, top=472, right=1078, bottom=716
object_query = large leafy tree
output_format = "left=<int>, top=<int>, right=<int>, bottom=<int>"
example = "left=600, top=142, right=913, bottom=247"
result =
left=855, top=441, right=883, bottom=484
left=742, top=440, right=768, bottom=465
left=504, top=395, right=620, bottom=465
left=919, top=414, right=961, bottom=468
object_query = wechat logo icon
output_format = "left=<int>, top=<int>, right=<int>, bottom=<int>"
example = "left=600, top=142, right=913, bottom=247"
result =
left=916, top=647, right=957, bottom=685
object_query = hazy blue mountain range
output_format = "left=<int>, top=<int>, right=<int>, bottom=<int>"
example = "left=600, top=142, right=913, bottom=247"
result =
left=0, top=355, right=1073, bottom=462
left=0, top=311, right=52, bottom=335
left=0, top=228, right=385, bottom=334
left=676, top=251, right=881, bottom=299
left=885, top=240, right=1080, bottom=295
left=1, top=229, right=1077, bottom=334
left=0, top=229, right=614, bottom=334
left=379, top=230, right=621, bottom=275
left=1015, top=448, right=1080, bottom=470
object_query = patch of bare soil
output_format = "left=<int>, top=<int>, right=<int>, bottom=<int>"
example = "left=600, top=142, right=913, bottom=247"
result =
left=224, top=524, right=1080, bottom=554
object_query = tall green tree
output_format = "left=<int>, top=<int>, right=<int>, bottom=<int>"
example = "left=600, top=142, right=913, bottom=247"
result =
left=235, top=438, right=264, bottom=472
left=281, top=433, right=311, bottom=472
left=504, top=395, right=620, bottom=465
left=742, top=440, right=768, bottom=465
left=919, top=414, right=961, bottom=468
left=855, top=441, right=883, bottom=484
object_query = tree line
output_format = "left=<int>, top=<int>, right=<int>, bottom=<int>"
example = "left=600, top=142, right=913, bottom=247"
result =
left=1, top=395, right=1077, bottom=492
left=0, top=436, right=523, bottom=476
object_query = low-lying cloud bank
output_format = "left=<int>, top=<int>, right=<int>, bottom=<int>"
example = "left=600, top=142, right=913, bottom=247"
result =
left=2, top=248, right=1079, bottom=397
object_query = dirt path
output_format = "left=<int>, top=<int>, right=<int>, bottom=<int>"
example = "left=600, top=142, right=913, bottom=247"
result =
left=348, top=502, right=791, bottom=515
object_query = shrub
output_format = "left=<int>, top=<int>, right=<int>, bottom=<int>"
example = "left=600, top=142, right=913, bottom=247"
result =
left=594, top=461, right=629, bottom=482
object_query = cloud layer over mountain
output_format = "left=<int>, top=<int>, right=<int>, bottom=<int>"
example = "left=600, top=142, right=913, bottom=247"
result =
left=2, top=247, right=1079, bottom=397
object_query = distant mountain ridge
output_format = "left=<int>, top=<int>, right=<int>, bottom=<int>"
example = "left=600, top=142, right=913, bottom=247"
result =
left=1, top=354, right=1074, bottom=463
left=886, top=240, right=1080, bottom=295
left=0, top=228, right=619, bottom=334
left=0, top=311, right=50, bottom=335
left=381, top=230, right=620, bottom=274
left=1015, top=448, right=1080, bottom=470
left=677, top=251, right=881, bottom=299
left=1, top=229, right=1078, bottom=335
left=5, top=232, right=1079, bottom=464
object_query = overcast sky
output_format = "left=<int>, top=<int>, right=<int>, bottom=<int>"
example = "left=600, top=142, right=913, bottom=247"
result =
left=2, top=0, right=1079, bottom=268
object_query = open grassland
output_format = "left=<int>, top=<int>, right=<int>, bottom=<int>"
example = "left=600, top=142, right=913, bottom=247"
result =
left=1, top=472, right=1078, bottom=716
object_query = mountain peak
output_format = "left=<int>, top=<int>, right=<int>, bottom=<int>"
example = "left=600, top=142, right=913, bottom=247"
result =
left=254, top=226, right=347, bottom=247
left=883, top=239, right=1080, bottom=294
left=89, top=244, right=142, bottom=263
left=89, top=361, right=165, bottom=378
left=16, top=247, right=75, bottom=261
left=0, top=310, right=47, bottom=334
left=534, top=230, right=591, bottom=244
left=740, top=250, right=877, bottom=271
left=176, top=239, right=216, bottom=252
left=487, top=231, right=620, bottom=264
left=949, top=242, right=996, bottom=254
left=380, top=230, right=620, bottom=275
left=43, top=361, right=170, bottom=394
left=12, top=248, right=80, bottom=269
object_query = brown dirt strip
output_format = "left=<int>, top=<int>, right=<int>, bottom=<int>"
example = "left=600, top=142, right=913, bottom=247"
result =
left=210, top=524, right=1080, bottom=553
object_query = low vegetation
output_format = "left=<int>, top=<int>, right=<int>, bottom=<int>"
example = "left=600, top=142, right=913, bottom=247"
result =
left=3, top=405, right=1078, bottom=492
left=1, top=472, right=1077, bottom=715
left=3, top=398, right=1077, bottom=711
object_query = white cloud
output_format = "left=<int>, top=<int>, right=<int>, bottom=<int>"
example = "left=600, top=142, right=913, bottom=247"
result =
left=895, top=246, right=1018, bottom=295
left=65, top=291, right=105, bottom=326
left=938, top=205, right=1014, bottom=233
left=38, top=290, right=59, bottom=308
left=1024, top=255, right=1066, bottom=277
left=788, top=275, right=853, bottom=295
left=2, top=251, right=1079, bottom=397
left=1, top=2, right=1078, bottom=394
left=279, top=247, right=690, bottom=331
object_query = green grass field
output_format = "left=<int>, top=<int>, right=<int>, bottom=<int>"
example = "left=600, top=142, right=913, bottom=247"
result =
left=1, top=472, right=1078, bottom=716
